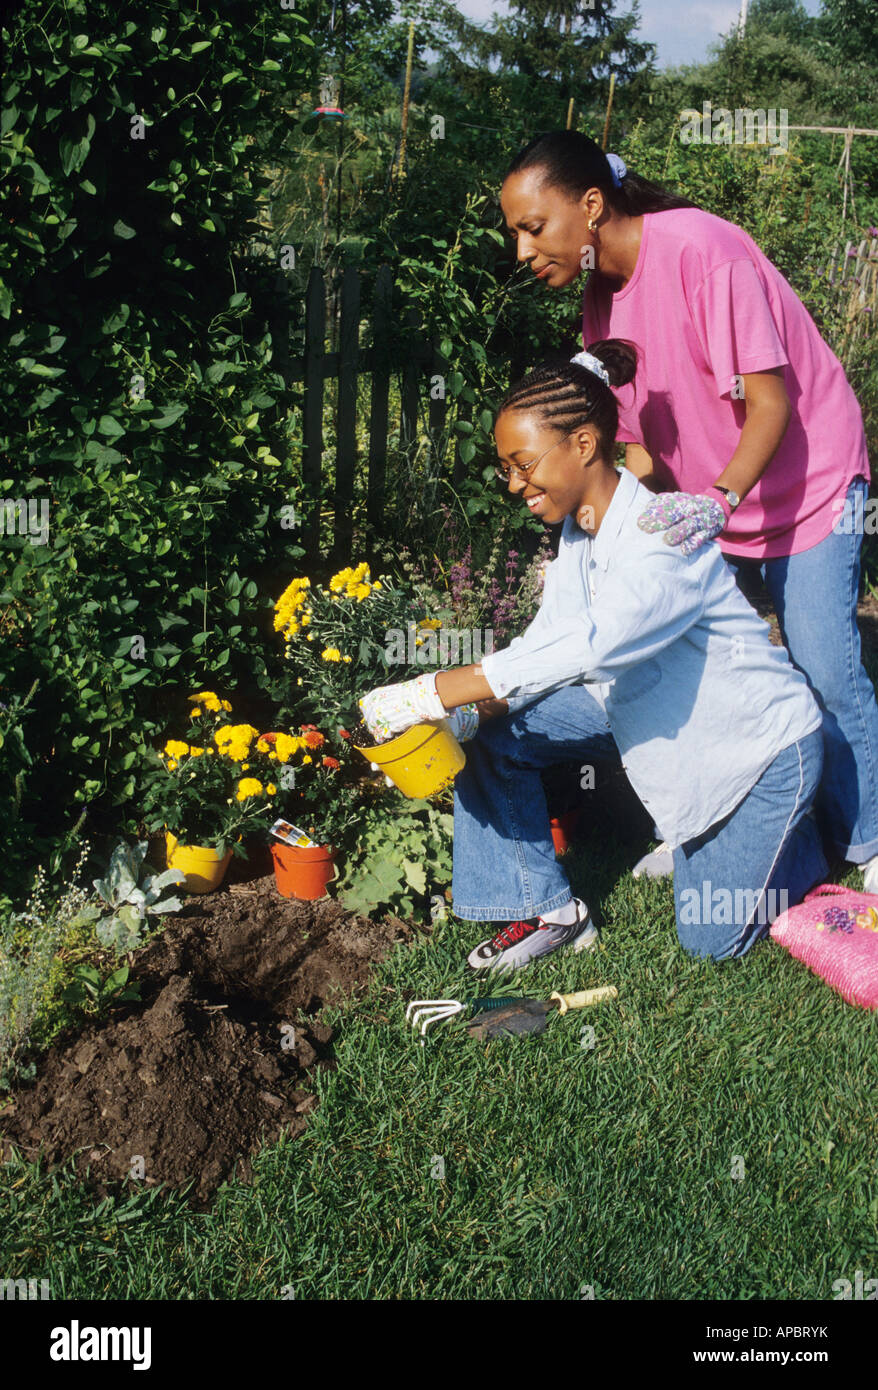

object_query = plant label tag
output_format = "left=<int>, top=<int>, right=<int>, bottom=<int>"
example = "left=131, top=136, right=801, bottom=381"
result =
left=271, top=818, right=317, bottom=848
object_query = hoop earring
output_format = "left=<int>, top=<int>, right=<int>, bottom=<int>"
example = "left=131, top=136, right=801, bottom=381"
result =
left=587, top=217, right=598, bottom=233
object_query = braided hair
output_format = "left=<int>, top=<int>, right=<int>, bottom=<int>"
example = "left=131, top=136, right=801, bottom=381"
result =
left=498, top=340, right=637, bottom=456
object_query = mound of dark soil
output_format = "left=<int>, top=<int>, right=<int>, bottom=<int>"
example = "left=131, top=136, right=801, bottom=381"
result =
left=1, top=876, right=410, bottom=1206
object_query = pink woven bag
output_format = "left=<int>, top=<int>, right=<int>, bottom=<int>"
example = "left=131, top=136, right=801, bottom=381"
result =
left=770, top=883, right=878, bottom=1009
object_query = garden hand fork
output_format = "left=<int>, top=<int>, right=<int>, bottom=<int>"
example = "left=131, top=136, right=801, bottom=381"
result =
left=405, top=987, right=618, bottom=1040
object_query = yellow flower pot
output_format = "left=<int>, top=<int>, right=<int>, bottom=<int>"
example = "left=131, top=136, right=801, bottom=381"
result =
left=355, top=719, right=466, bottom=798
left=165, top=832, right=233, bottom=895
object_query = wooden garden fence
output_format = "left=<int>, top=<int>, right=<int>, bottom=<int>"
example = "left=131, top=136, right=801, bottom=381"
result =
left=270, top=263, right=512, bottom=566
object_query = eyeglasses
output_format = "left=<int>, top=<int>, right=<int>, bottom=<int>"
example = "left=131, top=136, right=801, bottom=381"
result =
left=493, top=430, right=577, bottom=484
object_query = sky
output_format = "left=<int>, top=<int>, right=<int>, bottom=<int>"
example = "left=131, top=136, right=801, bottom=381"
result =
left=448, top=0, right=824, bottom=70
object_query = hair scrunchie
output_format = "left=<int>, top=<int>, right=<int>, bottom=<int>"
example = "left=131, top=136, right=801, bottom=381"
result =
left=569, top=351, right=610, bottom=387
left=605, top=152, right=627, bottom=188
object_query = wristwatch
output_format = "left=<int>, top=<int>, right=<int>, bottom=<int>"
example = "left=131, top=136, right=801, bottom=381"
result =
left=711, top=485, right=741, bottom=509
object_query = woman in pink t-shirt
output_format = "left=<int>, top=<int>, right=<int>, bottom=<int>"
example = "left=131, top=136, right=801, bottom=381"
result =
left=499, top=129, right=878, bottom=889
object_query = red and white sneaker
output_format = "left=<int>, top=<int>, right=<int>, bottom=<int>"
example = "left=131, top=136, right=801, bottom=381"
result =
left=466, top=898, right=597, bottom=973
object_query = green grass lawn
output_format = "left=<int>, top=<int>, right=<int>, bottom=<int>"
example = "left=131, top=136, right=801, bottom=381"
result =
left=1, top=825, right=876, bottom=1301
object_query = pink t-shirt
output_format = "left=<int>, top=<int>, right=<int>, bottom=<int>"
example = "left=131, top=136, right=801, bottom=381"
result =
left=582, top=208, right=870, bottom=559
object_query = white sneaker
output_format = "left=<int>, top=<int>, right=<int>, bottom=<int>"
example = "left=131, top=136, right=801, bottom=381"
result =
left=632, top=842, right=673, bottom=880
left=466, top=897, right=598, bottom=973
left=862, top=854, right=878, bottom=895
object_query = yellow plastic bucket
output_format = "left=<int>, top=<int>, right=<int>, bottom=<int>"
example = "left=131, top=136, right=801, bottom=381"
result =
left=165, top=831, right=234, bottom=895
left=356, top=719, right=466, bottom=798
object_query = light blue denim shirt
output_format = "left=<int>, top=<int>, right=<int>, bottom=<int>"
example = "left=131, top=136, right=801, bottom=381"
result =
left=481, top=467, right=822, bottom=848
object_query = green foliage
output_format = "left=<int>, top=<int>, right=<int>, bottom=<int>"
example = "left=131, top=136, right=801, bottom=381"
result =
left=0, top=1, right=315, bottom=897
left=0, top=679, right=39, bottom=892
left=88, top=840, right=184, bottom=954
left=60, top=962, right=141, bottom=1016
left=0, top=842, right=97, bottom=1085
left=336, top=794, right=453, bottom=919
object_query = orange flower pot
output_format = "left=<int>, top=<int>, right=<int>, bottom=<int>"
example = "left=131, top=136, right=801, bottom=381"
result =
left=550, top=811, right=581, bottom=856
left=271, top=842, right=337, bottom=900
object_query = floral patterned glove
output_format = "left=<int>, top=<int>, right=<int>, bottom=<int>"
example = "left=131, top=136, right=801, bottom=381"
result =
left=359, top=672, right=447, bottom=742
left=636, top=491, right=729, bottom=557
left=444, top=703, right=479, bottom=743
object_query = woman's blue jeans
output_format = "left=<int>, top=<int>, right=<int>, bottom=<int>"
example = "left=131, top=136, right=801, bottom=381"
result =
left=451, top=687, right=827, bottom=960
left=725, top=477, right=878, bottom=863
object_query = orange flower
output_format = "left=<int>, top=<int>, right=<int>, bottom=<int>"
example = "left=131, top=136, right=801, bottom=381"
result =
left=322, top=755, right=340, bottom=770
left=338, top=727, right=351, bottom=740
left=303, top=729, right=325, bottom=749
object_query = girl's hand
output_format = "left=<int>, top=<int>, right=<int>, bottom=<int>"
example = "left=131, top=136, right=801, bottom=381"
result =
left=359, top=673, right=446, bottom=741
left=636, top=492, right=727, bottom=557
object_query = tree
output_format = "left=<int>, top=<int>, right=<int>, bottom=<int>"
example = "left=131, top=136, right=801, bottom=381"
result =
left=816, top=0, right=878, bottom=63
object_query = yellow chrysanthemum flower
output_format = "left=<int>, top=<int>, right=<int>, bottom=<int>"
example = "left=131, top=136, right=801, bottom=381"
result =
left=342, top=654, right=352, bottom=663
left=166, top=758, right=178, bottom=771
left=164, top=739, right=190, bottom=759
left=191, top=706, right=202, bottom=717
left=256, top=738, right=270, bottom=754
left=274, top=733, right=298, bottom=764
left=322, top=647, right=341, bottom=662
left=235, top=777, right=264, bottom=801
left=302, top=755, right=312, bottom=765
left=215, top=723, right=259, bottom=751
left=188, top=745, right=205, bottom=757
left=266, top=783, right=277, bottom=796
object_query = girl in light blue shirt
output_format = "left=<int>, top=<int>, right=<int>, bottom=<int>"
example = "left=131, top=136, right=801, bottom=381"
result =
left=360, top=341, right=828, bottom=970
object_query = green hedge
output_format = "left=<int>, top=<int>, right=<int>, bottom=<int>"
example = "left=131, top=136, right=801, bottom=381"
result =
left=0, top=2, right=316, bottom=897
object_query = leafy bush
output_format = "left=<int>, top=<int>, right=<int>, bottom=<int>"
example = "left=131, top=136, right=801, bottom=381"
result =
left=335, top=795, right=454, bottom=920
left=0, top=2, right=315, bottom=900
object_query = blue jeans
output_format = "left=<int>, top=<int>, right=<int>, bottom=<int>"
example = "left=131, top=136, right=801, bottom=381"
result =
left=726, top=477, right=878, bottom=863
left=672, top=728, right=826, bottom=959
left=452, top=687, right=827, bottom=960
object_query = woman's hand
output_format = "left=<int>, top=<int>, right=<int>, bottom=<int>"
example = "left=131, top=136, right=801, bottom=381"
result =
left=636, top=491, right=727, bottom=556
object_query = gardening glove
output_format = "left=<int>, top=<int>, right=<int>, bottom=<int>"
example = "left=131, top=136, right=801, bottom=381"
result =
left=636, top=491, right=729, bottom=558
left=359, top=672, right=447, bottom=742
left=444, top=703, right=479, bottom=743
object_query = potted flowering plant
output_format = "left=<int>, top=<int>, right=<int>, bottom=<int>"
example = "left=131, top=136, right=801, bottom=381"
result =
left=247, top=724, right=363, bottom=899
left=141, top=691, right=278, bottom=893
left=273, top=563, right=467, bottom=797
left=273, top=562, right=437, bottom=730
